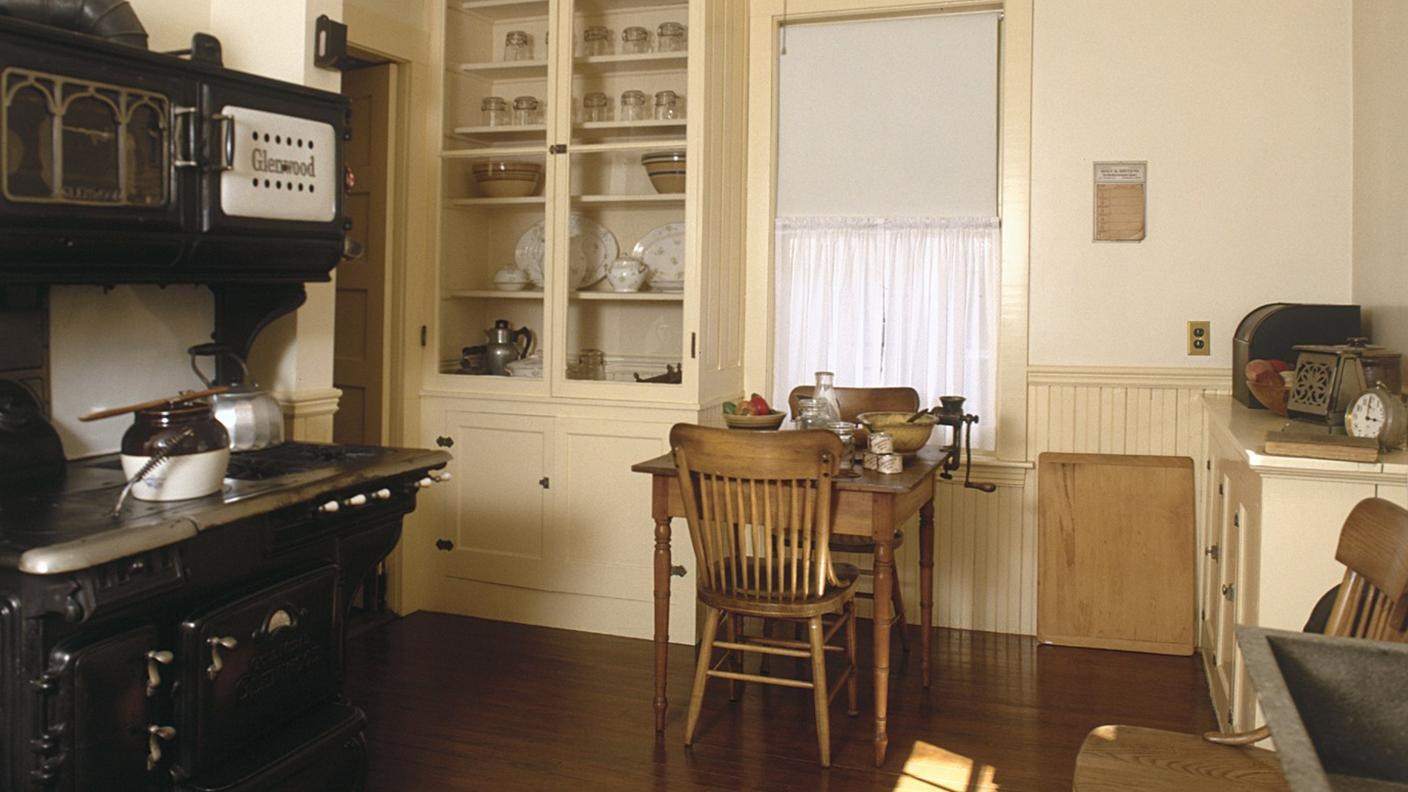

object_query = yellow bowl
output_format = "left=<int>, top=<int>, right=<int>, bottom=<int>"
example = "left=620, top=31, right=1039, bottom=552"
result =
left=724, top=411, right=786, bottom=430
left=855, top=411, right=936, bottom=454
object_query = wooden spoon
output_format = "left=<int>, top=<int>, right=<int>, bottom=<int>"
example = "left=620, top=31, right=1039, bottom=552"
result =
left=78, top=386, right=229, bottom=422
left=904, top=410, right=932, bottom=423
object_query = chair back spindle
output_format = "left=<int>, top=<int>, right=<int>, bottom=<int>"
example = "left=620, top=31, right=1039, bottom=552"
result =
left=1324, top=498, right=1408, bottom=641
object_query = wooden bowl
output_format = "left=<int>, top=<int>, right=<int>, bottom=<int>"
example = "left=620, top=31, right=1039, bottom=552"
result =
left=724, top=411, right=785, bottom=430
left=1247, top=380, right=1290, bottom=417
left=855, top=411, right=937, bottom=454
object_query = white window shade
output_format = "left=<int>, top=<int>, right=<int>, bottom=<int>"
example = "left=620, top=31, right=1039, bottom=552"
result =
left=775, top=12, right=999, bottom=218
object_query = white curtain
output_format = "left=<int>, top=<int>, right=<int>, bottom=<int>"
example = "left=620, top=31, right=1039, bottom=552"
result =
left=772, top=216, right=1000, bottom=449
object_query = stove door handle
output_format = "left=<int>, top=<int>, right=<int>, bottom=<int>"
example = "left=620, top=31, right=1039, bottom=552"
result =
left=173, top=106, right=199, bottom=169
left=206, top=636, right=239, bottom=681
left=145, top=650, right=174, bottom=697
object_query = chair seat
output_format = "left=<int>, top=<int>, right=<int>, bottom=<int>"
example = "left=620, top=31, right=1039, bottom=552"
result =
left=698, top=562, right=859, bottom=619
left=1073, top=724, right=1290, bottom=792
left=829, top=529, right=904, bottom=553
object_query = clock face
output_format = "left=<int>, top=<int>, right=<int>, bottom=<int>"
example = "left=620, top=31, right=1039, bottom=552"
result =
left=1346, top=391, right=1386, bottom=438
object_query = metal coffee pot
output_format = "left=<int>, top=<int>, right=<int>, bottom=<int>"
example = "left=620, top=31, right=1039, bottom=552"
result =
left=484, top=319, right=533, bottom=376
left=189, top=343, right=285, bottom=451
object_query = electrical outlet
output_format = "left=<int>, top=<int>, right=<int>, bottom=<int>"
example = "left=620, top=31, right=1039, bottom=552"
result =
left=1188, top=321, right=1211, bottom=356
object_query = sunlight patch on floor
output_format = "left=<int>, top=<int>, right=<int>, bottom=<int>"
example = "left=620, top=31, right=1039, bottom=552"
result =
left=892, top=741, right=999, bottom=791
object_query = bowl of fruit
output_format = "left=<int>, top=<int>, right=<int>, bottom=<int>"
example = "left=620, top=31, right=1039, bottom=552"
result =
left=722, top=393, right=785, bottom=430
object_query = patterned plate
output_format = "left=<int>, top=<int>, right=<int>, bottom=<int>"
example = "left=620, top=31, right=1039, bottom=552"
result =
left=514, top=215, right=618, bottom=290
left=631, top=222, right=686, bottom=285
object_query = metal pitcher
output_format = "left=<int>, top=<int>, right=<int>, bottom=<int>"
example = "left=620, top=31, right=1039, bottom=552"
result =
left=189, top=344, right=285, bottom=451
left=484, top=320, right=533, bottom=376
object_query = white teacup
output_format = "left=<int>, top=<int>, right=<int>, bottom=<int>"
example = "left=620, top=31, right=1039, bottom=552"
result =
left=493, top=265, right=530, bottom=291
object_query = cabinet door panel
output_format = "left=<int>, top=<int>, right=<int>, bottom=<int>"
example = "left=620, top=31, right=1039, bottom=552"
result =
left=550, top=419, right=673, bottom=601
left=438, top=411, right=555, bottom=588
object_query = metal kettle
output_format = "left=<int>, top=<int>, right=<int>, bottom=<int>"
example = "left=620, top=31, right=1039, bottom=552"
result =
left=484, top=320, right=533, bottom=376
left=188, top=344, right=285, bottom=451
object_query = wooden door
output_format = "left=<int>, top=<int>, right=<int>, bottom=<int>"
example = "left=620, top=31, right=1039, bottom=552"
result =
left=334, top=64, right=391, bottom=444
left=1212, top=490, right=1241, bottom=730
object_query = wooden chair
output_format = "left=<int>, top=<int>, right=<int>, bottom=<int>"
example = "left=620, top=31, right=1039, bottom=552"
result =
left=788, top=385, right=921, bottom=652
left=1072, top=497, right=1408, bottom=791
left=671, top=423, right=859, bottom=767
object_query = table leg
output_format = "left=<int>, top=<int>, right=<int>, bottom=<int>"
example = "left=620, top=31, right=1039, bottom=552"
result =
left=872, top=533, right=895, bottom=766
left=653, top=511, right=672, bottom=732
left=919, top=498, right=935, bottom=688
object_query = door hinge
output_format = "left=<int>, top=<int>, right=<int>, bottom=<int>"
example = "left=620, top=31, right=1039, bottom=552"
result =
left=1212, top=651, right=1217, bottom=666
left=420, top=325, right=427, bottom=347
left=1218, top=482, right=1224, bottom=495
left=549, top=143, right=567, bottom=154
left=1233, top=513, right=1240, bottom=528
left=436, top=435, right=454, bottom=448
left=1226, top=711, right=1233, bottom=726
left=1206, top=459, right=1211, bottom=470
left=539, top=477, right=550, bottom=489
left=1200, top=608, right=1206, bottom=622
left=435, top=539, right=454, bottom=551
left=690, top=332, right=696, bottom=360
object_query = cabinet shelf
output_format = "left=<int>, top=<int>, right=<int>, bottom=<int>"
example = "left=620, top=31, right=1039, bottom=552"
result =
left=455, top=0, right=549, bottom=21
left=449, top=196, right=547, bottom=207
left=447, top=289, right=545, bottom=299
left=574, top=193, right=683, bottom=206
left=571, top=0, right=688, bottom=15
left=569, top=137, right=687, bottom=154
left=572, top=52, right=688, bottom=75
left=441, top=144, right=545, bottom=159
left=572, top=291, right=683, bottom=302
left=450, top=124, right=548, bottom=146
left=455, top=60, right=550, bottom=80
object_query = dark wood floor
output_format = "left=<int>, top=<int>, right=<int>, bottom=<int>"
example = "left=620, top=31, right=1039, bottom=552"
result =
left=345, top=612, right=1215, bottom=791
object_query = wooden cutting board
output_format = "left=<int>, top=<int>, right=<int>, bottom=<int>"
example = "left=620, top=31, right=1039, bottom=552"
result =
left=1038, top=453, right=1195, bottom=655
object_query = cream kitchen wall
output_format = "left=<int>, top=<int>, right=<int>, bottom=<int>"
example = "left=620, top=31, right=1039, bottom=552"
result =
left=1027, top=0, right=1354, bottom=370
left=1352, top=1, right=1408, bottom=371
left=49, top=0, right=344, bottom=456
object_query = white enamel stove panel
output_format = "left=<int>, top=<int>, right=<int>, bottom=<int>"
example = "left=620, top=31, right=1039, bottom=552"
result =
left=219, top=106, right=337, bottom=222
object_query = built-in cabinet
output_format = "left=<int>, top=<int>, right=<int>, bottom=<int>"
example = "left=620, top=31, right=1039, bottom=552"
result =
left=416, top=0, right=746, bottom=638
left=1199, top=395, right=1408, bottom=731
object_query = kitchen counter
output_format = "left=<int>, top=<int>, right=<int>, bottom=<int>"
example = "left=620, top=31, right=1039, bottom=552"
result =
left=1202, top=394, right=1408, bottom=485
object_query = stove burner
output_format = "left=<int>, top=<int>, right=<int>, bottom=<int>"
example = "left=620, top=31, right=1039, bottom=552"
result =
left=226, top=442, right=383, bottom=480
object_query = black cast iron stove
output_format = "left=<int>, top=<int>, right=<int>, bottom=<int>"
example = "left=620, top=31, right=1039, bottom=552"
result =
left=0, top=442, right=450, bottom=791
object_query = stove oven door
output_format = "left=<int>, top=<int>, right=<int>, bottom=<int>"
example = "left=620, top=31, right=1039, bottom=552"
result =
left=43, top=624, right=168, bottom=791
left=172, top=565, right=339, bottom=781
left=0, top=39, right=195, bottom=277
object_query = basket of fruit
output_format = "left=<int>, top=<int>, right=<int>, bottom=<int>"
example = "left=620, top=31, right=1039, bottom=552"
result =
left=722, top=393, right=785, bottom=430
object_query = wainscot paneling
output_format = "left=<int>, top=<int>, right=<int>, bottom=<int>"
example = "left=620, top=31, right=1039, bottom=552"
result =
left=878, top=367, right=1231, bottom=637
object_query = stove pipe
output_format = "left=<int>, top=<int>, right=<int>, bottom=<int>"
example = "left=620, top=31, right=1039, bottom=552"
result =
left=0, top=0, right=147, bottom=48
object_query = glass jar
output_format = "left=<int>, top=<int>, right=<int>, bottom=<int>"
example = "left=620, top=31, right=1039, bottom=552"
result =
left=813, top=371, right=842, bottom=424
left=582, top=91, right=611, bottom=122
left=795, top=397, right=825, bottom=431
left=512, top=96, right=540, bottom=126
left=584, top=25, right=613, bottom=56
left=622, top=26, right=650, bottom=54
left=504, top=30, right=532, bottom=61
left=657, top=21, right=686, bottom=52
left=579, top=349, right=606, bottom=380
left=653, top=90, right=683, bottom=120
left=620, top=89, right=648, bottom=122
left=828, top=421, right=857, bottom=469
left=481, top=96, right=509, bottom=127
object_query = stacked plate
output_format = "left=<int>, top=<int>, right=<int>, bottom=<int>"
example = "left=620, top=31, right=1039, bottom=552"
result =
left=471, top=160, right=543, bottom=198
left=640, top=150, right=686, bottom=194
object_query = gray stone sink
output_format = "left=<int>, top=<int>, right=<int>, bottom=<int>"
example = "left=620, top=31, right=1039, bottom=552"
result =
left=1238, top=626, right=1408, bottom=792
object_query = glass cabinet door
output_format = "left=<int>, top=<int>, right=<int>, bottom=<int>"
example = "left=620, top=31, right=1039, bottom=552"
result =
left=438, top=0, right=556, bottom=381
left=555, top=0, right=689, bottom=389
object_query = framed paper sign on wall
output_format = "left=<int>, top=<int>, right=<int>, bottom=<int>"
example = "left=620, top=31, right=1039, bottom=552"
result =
left=1093, top=161, right=1146, bottom=242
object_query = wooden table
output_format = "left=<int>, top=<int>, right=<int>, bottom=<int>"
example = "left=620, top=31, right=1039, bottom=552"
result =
left=631, top=446, right=948, bottom=766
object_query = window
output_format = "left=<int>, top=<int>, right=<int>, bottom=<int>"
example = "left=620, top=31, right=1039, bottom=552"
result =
left=768, top=12, right=1001, bottom=449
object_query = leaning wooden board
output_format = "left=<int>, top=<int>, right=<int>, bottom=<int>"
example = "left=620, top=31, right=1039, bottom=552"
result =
left=1038, top=453, right=1195, bottom=655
